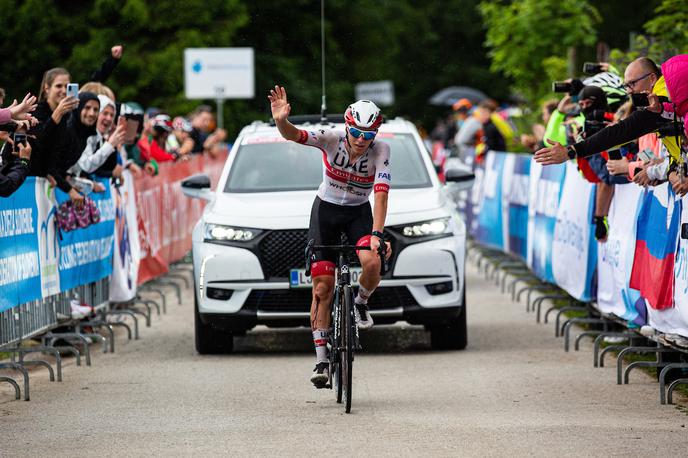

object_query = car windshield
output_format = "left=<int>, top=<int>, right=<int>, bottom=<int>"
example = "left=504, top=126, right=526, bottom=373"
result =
left=224, top=132, right=432, bottom=193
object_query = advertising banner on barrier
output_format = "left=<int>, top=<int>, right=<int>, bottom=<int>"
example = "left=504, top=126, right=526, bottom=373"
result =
left=527, top=161, right=566, bottom=283
left=109, top=170, right=141, bottom=302
left=0, top=178, right=41, bottom=312
left=551, top=162, right=597, bottom=302
left=136, top=154, right=226, bottom=284
left=502, top=154, right=530, bottom=260
left=475, top=152, right=506, bottom=249
left=661, top=194, right=688, bottom=337
left=596, top=183, right=644, bottom=320
left=0, top=177, right=115, bottom=311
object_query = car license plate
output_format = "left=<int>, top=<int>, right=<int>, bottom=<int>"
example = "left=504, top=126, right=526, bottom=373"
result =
left=289, top=268, right=363, bottom=288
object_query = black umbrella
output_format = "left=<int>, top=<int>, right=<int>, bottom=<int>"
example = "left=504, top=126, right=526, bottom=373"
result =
left=428, top=86, right=488, bottom=106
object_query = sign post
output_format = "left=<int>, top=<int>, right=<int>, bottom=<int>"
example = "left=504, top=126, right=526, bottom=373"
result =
left=184, top=48, right=255, bottom=128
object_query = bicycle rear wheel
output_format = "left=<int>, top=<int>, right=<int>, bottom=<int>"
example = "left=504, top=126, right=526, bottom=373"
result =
left=343, top=285, right=355, bottom=413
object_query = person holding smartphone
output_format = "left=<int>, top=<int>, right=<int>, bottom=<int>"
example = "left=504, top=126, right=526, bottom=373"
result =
left=0, top=135, right=32, bottom=197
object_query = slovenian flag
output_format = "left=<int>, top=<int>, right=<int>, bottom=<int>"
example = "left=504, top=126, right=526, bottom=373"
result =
left=629, top=185, right=680, bottom=310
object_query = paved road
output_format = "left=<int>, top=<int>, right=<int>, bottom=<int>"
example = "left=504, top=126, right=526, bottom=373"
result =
left=2, top=262, right=687, bottom=457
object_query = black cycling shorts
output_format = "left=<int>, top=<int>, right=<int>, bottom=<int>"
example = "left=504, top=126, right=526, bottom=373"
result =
left=308, top=196, right=373, bottom=265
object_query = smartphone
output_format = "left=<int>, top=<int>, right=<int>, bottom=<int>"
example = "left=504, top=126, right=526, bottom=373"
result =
left=583, top=62, right=603, bottom=75
left=631, top=92, right=649, bottom=107
left=66, top=83, right=79, bottom=98
left=608, top=150, right=622, bottom=160
left=12, top=132, right=27, bottom=152
left=638, top=148, right=657, bottom=162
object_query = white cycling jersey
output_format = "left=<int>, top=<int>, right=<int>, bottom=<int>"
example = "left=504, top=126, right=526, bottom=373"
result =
left=297, top=127, right=391, bottom=206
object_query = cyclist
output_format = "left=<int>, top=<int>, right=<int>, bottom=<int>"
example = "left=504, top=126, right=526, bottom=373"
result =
left=268, top=85, right=392, bottom=387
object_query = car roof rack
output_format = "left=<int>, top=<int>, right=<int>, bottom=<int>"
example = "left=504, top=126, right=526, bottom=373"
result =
left=268, top=114, right=345, bottom=126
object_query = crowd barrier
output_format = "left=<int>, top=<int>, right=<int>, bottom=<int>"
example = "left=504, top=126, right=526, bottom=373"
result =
left=0, top=152, right=227, bottom=349
left=468, top=151, right=688, bottom=339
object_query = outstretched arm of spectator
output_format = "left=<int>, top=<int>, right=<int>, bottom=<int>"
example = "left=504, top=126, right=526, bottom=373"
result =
left=89, top=45, right=123, bottom=83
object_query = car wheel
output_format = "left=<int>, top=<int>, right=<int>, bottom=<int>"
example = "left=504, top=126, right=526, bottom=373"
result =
left=195, top=293, right=234, bottom=354
left=430, top=287, right=467, bottom=351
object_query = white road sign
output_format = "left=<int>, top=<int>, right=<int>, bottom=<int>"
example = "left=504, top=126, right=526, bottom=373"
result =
left=184, top=48, right=255, bottom=99
left=355, top=80, right=395, bottom=106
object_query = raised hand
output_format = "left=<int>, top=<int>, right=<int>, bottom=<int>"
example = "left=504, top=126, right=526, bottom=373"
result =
left=268, top=86, right=291, bottom=122
left=8, top=93, right=37, bottom=121
left=111, top=45, right=123, bottom=59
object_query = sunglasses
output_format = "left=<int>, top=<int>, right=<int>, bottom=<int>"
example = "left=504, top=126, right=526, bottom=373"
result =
left=347, top=126, right=377, bottom=141
left=623, top=72, right=654, bottom=91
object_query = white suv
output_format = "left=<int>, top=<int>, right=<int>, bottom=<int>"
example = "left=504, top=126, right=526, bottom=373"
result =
left=182, top=116, right=473, bottom=353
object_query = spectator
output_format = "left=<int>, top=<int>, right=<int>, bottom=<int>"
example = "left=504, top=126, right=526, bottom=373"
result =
left=70, top=94, right=126, bottom=181
left=189, top=105, right=227, bottom=156
left=477, top=101, right=506, bottom=153
left=168, top=116, right=194, bottom=158
left=45, top=92, right=100, bottom=205
left=0, top=141, right=32, bottom=198
left=454, top=108, right=484, bottom=164
left=120, top=101, right=156, bottom=176
left=138, top=114, right=177, bottom=163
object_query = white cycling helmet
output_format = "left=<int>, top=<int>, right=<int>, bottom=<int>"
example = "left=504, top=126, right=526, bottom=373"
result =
left=345, top=100, right=383, bottom=130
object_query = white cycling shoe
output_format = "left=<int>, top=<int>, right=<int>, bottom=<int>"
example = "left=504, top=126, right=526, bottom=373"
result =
left=354, top=303, right=374, bottom=330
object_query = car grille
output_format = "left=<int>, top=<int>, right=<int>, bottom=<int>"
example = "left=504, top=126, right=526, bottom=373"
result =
left=244, top=286, right=417, bottom=313
left=258, top=229, right=310, bottom=279
left=257, top=229, right=392, bottom=279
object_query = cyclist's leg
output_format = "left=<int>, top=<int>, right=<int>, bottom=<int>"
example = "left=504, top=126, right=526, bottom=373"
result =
left=347, top=202, right=379, bottom=329
left=308, top=197, right=339, bottom=386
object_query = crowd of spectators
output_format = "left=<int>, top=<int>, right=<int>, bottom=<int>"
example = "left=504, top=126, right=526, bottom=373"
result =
left=429, top=54, right=687, bottom=244
left=0, top=45, right=227, bottom=202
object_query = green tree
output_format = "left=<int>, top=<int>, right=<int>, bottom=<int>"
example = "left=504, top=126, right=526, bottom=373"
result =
left=479, top=0, right=600, bottom=104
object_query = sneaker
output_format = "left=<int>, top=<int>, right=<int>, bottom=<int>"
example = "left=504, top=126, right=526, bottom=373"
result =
left=354, top=303, right=374, bottom=330
left=310, top=362, right=329, bottom=389
left=594, top=216, right=609, bottom=242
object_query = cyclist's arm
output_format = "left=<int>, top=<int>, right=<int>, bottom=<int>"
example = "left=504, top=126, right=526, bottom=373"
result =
left=372, top=144, right=392, bottom=233
left=275, top=118, right=301, bottom=142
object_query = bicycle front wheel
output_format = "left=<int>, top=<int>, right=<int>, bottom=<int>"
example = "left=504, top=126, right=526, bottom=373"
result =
left=343, top=284, right=355, bottom=413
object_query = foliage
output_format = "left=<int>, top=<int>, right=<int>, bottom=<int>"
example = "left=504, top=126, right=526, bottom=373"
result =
left=609, top=0, right=688, bottom=71
left=479, top=0, right=600, bottom=105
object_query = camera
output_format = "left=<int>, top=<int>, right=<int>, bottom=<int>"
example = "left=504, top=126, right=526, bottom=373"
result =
left=66, top=83, right=79, bottom=98
left=583, top=62, right=604, bottom=75
left=552, top=78, right=584, bottom=96
left=552, top=81, right=572, bottom=93
left=12, top=132, right=27, bottom=152
left=630, top=92, right=649, bottom=107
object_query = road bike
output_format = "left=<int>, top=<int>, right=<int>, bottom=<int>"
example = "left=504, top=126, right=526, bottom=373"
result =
left=305, top=234, right=387, bottom=413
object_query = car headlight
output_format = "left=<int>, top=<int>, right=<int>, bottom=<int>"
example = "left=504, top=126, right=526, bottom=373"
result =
left=400, top=217, right=452, bottom=238
left=204, top=224, right=262, bottom=242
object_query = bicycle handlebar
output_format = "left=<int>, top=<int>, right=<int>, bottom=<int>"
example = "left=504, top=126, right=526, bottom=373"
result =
left=304, top=239, right=389, bottom=277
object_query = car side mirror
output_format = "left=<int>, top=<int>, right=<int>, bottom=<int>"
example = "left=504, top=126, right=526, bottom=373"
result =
left=181, top=173, right=214, bottom=201
left=444, top=168, right=475, bottom=183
